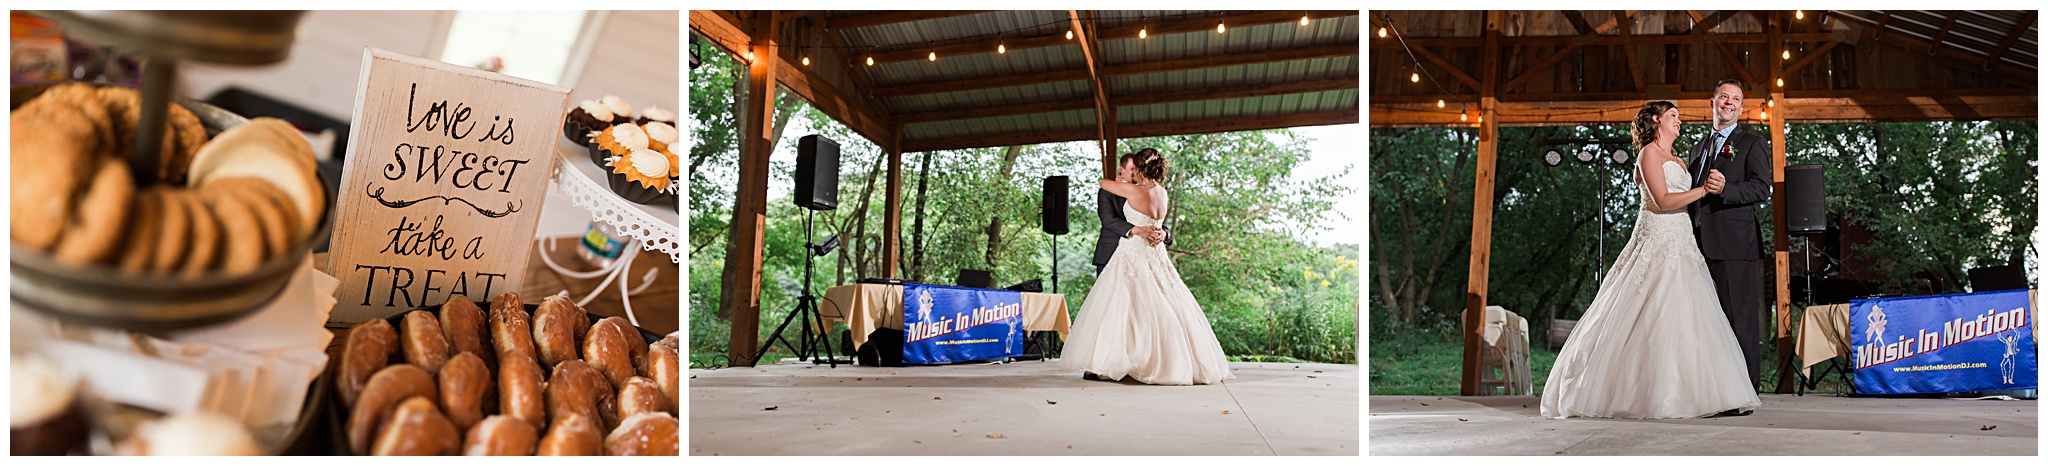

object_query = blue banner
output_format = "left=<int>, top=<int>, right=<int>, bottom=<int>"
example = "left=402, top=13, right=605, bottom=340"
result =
left=901, top=283, right=1025, bottom=364
left=1850, top=289, right=2037, bottom=395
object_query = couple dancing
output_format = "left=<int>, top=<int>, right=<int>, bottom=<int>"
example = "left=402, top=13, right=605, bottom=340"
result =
left=1541, top=80, right=1772, bottom=419
left=1060, top=148, right=1234, bottom=386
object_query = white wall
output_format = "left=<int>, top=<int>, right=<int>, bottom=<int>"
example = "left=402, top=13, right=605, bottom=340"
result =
left=563, top=10, right=680, bottom=117
left=178, top=10, right=453, bottom=122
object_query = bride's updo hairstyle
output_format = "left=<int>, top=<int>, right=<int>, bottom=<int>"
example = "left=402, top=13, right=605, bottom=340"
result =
left=1134, top=148, right=1167, bottom=181
left=1631, top=100, right=1676, bottom=148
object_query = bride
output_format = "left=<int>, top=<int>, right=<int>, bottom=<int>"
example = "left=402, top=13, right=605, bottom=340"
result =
left=1540, top=101, right=1763, bottom=419
left=1060, top=148, right=1234, bottom=386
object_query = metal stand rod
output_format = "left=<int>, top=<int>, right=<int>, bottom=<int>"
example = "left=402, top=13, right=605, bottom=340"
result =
left=754, top=210, right=841, bottom=367
left=132, top=57, right=176, bottom=186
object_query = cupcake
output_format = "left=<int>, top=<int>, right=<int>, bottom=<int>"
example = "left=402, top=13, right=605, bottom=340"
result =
left=641, top=121, right=678, bottom=153
left=611, top=147, right=672, bottom=192
left=600, top=95, right=633, bottom=124
left=635, top=105, right=675, bottom=126
left=10, top=357, right=87, bottom=456
left=563, top=99, right=617, bottom=143
left=590, top=123, right=650, bottom=162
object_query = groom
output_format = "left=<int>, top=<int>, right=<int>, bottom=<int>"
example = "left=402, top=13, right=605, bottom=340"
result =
left=1690, top=79, right=1773, bottom=408
left=1093, top=151, right=1169, bottom=275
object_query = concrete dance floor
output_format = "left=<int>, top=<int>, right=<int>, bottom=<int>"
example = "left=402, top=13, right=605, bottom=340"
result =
left=689, top=360, right=1359, bottom=455
left=1370, top=394, right=2036, bottom=455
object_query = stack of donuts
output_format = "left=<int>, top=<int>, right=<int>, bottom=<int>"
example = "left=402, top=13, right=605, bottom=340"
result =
left=335, top=292, right=678, bottom=456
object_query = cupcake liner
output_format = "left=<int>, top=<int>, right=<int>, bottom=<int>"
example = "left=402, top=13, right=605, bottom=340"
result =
left=585, top=141, right=674, bottom=205
left=562, top=118, right=589, bottom=145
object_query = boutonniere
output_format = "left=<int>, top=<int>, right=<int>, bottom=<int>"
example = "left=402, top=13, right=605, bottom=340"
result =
left=1719, top=143, right=1737, bottom=159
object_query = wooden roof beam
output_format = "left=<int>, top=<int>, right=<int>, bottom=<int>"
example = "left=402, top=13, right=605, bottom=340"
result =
left=1928, top=11, right=1962, bottom=56
left=870, top=41, right=1357, bottom=97
left=1500, top=44, right=1583, bottom=93
left=1369, top=32, right=1836, bottom=48
left=1411, top=45, right=1483, bottom=92
left=1613, top=10, right=1645, bottom=91
left=826, top=10, right=994, bottom=30
left=1833, top=13, right=2037, bottom=86
left=1688, top=10, right=1740, bottom=34
left=1981, top=10, right=2037, bottom=69
left=1782, top=40, right=1839, bottom=76
left=1069, top=10, right=1113, bottom=159
left=865, top=10, right=1358, bottom=65
left=903, top=110, right=1357, bottom=153
left=1369, top=93, right=2037, bottom=126
left=1562, top=11, right=1594, bottom=36
left=894, top=76, right=1360, bottom=123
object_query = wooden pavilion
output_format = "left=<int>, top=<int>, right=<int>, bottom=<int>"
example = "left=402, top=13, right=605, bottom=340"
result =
left=689, top=10, right=1362, bottom=365
left=1368, top=10, right=2037, bottom=395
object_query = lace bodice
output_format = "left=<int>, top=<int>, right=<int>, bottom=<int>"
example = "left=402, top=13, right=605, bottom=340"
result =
left=1625, top=159, right=1703, bottom=274
left=1121, top=199, right=1164, bottom=228
left=1638, top=160, right=1693, bottom=210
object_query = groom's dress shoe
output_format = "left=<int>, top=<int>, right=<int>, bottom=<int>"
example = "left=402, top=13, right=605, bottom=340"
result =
left=1719, top=409, right=1752, bottom=417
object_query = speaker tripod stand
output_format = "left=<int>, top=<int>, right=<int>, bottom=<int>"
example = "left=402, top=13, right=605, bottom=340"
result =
left=753, top=209, right=848, bottom=367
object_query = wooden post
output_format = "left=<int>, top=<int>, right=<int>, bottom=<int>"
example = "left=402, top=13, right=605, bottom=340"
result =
left=1103, top=107, right=1119, bottom=178
left=1462, top=10, right=1502, bottom=396
left=1768, top=11, right=1797, bottom=394
left=727, top=11, right=779, bottom=367
left=883, top=126, right=903, bottom=278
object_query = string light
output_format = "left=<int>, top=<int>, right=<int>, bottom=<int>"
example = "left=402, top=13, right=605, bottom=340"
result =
left=1378, top=27, right=1388, bottom=38
left=866, top=56, right=874, bottom=66
left=1761, top=109, right=1770, bottom=119
left=1477, top=115, right=1484, bottom=123
left=1066, top=30, right=1073, bottom=40
left=1217, top=20, right=1226, bottom=34
left=1460, top=113, right=1469, bottom=121
left=745, top=50, right=755, bottom=61
left=998, top=43, right=1006, bottom=54
left=1776, top=78, right=1785, bottom=87
left=1140, top=27, right=1148, bottom=39
left=1782, top=50, right=1791, bottom=60
left=1301, top=13, right=1310, bottom=26
left=802, top=55, right=810, bottom=66
left=1796, top=10, right=1805, bottom=20
left=1437, top=99, right=1445, bottom=108
left=928, top=51, right=936, bottom=61
left=1410, top=72, right=1420, bottom=83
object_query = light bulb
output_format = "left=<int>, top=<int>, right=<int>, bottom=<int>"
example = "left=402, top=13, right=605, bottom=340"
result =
left=1460, top=113, right=1469, bottom=121
left=929, top=51, right=936, bottom=62
left=1301, top=15, right=1310, bottom=26
left=1378, top=27, right=1387, bottom=38
left=866, top=56, right=874, bottom=66
left=1478, top=115, right=1484, bottom=123
left=1217, top=22, right=1226, bottom=33
left=1776, top=78, right=1784, bottom=87
left=801, top=56, right=810, bottom=66
left=999, top=43, right=1006, bottom=54
left=1796, top=10, right=1805, bottom=20
left=1761, top=110, right=1770, bottom=119
left=745, top=50, right=755, bottom=61
left=1767, top=99, right=1775, bottom=108
left=1783, top=50, right=1791, bottom=60
left=1139, top=28, right=1147, bottom=39
left=1410, top=72, right=1420, bottom=83
left=1066, top=30, right=1073, bottom=40
left=1437, top=99, right=1445, bottom=108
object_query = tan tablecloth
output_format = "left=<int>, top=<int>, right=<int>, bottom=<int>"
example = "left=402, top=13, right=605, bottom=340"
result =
left=818, top=284, right=1071, bottom=349
left=1796, top=290, right=2038, bottom=378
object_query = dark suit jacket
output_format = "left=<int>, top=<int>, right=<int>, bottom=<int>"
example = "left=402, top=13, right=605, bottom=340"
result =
left=1093, top=189, right=1170, bottom=268
left=1687, top=125, right=1772, bottom=261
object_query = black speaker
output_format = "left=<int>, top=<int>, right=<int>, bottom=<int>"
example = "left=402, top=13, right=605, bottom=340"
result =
left=1042, top=176, right=1069, bottom=235
left=955, top=269, right=993, bottom=289
left=794, top=135, right=840, bottom=210
left=1786, top=164, right=1825, bottom=236
left=1969, top=265, right=2027, bottom=292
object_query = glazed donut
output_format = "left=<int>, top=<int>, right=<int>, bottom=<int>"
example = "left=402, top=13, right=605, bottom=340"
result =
left=489, top=292, right=537, bottom=362
left=439, top=299, right=493, bottom=369
left=347, top=364, right=438, bottom=455
left=531, top=295, right=584, bottom=369
left=497, top=353, right=547, bottom=431
left=462, top=415, right=537, bottom=456
left=437, top=352, right=494, bottom=433
left=535, top=414, right=602, bottom=456
left=545, top=360, right=617, bottom=432
left=400, top=310, right=451, bottom=374
left=582, top=316, right=637, bottom=389
left=597, top=317, right=647, bottom=376
left=616, top=376, right=668, bottom=419
left=336, top=318, right=399, bottom=407
left=648, top=335, right=679, bottom=414
left=603, top=412, right=678, bottom=456
left=370, top=396, right=461, bottom=456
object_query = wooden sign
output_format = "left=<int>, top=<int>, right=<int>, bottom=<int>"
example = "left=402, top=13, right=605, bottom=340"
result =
left=327, top=48, right=570, bottom=324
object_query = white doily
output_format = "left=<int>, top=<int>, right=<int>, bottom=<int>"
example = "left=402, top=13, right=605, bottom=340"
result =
left=549, top=144, right=681, bottom=264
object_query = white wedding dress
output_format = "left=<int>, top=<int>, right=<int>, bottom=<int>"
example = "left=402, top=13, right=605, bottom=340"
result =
left=1061, top=193, right=1234, bottom=385
left=1540, top=159, right=1763, bottom=419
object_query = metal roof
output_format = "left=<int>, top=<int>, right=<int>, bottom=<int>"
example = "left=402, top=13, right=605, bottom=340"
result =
left=817, top=10, right=1361, bottom=150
